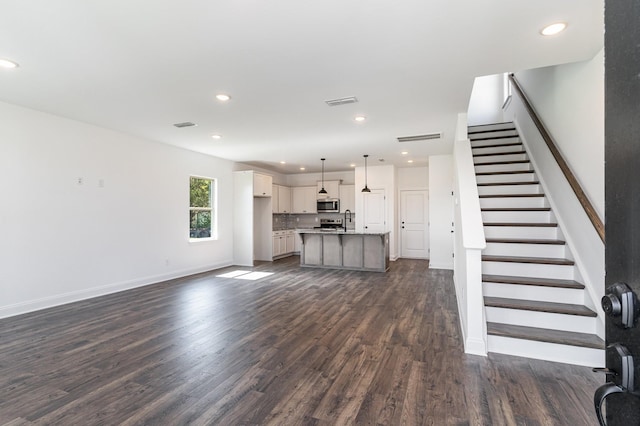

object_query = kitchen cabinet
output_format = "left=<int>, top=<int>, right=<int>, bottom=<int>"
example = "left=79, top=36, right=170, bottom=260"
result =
left=339, top=184, right=355, bottom=213
left=272, top=185, right=291, bottom=213
left=292, top=186, right=317, bottom=213
left=273, top=230, right=295, bottom=259
left=273, top=231, right=285, bottom=257
left=277, top=185, right=291, bottom=213
left=253, top=173, right=272, bottom=197
left=285, top=232, right=295, bottom=253
left=316, top=180, right=340, bottom=199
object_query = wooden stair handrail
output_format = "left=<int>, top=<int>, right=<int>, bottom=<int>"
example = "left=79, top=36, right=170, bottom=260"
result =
left=508, top=74, right=605, bottom=243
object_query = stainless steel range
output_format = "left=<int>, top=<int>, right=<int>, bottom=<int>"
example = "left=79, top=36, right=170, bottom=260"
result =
left=318, top=218, right=343, bottom=230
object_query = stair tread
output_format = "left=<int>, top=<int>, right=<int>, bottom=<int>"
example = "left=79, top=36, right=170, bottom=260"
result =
left=484, top=296, right=597, bottom=317
left=485, top=238, right=565, bottom=245
left=478, top=181, right=540, bottom=186
left=475, top=159, right=530, bottom=166
left=480, top=194, right=545, bottom=198
left=476, top=170, right=534, bottom=176
left=482, top=274, right=584, bottom=289
left=473, top=150, right=527, bottom=157
left=487, top=322, right=604, bottom=349
left=482, top=255, right=574, bottom=265
left=482, top=207, right=551, bottom=211
left=484, top=222, right=557, bottom=227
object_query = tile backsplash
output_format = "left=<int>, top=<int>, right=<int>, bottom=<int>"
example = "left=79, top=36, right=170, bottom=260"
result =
left=273, top=213, right=356, bottom=231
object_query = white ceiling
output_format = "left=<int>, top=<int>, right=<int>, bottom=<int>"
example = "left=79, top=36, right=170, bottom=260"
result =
left=0, top=0, right=603, bottom=173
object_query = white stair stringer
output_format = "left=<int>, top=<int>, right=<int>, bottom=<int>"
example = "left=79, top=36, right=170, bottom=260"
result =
left=469, top=122, right=604, bottom=366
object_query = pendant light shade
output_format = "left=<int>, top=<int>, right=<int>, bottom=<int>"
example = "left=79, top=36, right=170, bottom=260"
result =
left=319, top=158, right=328, bottom=194
left=362, top=154, right=371, bottom=193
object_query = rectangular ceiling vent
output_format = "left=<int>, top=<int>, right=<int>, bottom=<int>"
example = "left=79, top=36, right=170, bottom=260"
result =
left=173, top=121, right=197, bottom=128
left=397, top=132, right=442, bottom=142
left=325, top=96, right=358, bottom=107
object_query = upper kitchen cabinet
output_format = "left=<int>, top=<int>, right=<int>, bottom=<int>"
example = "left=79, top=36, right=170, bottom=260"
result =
left=292, top=186, right=317, bottom=214
left=316, top=180, right=340, bottom=199
left=339, top=184, right=355, bottom=213
left=253, top=173, right=272, bottom=197
left=272, top=184, right=292, bottom=213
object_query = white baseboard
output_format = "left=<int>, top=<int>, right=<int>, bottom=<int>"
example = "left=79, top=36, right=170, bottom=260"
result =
left=0, top=259, right=234, bottom=319
left=429, top=262, right=454, bottom=270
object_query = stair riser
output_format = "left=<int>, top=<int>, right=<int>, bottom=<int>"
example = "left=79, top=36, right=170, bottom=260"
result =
left=485, top=307, right=596, bottom=333
left=482, top=211, right=551, bottom=222
left=476, top=173, right=537, bottom=184
left=483, top=242, right=565, bottom=258
left=480, top=197, right=548, bottom=209
left=478, top=185, right=542, bottom=196
left=487, top=336, right=604, bottom=367
left=474, top=153, right=528, bottom=164
left=483, top=226, right=558, bottom=240
left=475, top=163, right=532, bottom=173
left=483, top=282, right=583, bottom=304
left=472, top=144, right=523, bottom=155
left=482, top=261, right=574, bottom=280
left=470, top=135, right=520, bottom=145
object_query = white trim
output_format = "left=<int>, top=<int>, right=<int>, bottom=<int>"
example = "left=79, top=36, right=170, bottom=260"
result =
left=0, top=260, right=233, bottom=319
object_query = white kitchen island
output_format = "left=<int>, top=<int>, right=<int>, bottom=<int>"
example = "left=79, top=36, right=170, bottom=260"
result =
left=297, top=229, right=390, bottom=272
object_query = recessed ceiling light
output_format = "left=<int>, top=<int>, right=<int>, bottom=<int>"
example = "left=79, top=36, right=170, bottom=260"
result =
left=350, top=163, right=356, bottom=167
left=541, top=22, right=567, bottom=36
left=280, top=161, right=286, bottom=164
left=300, top=167, right=305, bottom=171
left=211, top=134, right=222, bottom=140
left=0, top=58, right=19, bottom=69
left=354, top=115, right=366, bottom=122
left=216, top=94, right=231, bottom=101
left=407, top=160, right=414, bottom=163
left=401, top=151, right=409, bottom=155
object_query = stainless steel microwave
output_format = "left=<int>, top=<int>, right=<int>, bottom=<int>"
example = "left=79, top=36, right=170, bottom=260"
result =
left=317, top=199, right=339, bottom=213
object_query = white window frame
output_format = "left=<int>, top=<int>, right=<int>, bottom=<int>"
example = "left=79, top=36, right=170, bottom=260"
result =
left=189, top=175, right=218, bottom=241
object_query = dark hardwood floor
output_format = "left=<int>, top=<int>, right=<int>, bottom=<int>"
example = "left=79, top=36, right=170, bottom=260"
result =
left=0, top=257, right=600, bottom=425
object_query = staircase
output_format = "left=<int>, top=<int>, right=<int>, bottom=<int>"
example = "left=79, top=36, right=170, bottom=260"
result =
left=468, top=122, right=604, bottom=366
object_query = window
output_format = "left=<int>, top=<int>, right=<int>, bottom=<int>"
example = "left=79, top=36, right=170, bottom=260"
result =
left=189, top=176, right=217, bottom=240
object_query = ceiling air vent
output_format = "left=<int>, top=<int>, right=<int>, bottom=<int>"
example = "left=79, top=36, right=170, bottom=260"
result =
left=397, top=132, right=442, bottom=142
left=325, top=96, right=358, bottom=107
left=173, top=121, right=197, bottom=128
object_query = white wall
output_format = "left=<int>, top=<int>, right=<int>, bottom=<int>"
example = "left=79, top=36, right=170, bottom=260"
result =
left=428, top=155, right=454, bottom=269
left=468, top=74, right=506, bottom=126
left=0, top=101, right=235, bottom=318
left=512, top=48, right=604, bottom=218
left=286, top=170, right=355, bottom=187
left=505, top=53, right=605, bottom=335
left=397, top=167, right=428, bottom=189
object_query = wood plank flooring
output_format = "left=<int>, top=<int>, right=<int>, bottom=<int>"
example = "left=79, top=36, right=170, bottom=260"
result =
left=0, top=257, right=600, bottom=425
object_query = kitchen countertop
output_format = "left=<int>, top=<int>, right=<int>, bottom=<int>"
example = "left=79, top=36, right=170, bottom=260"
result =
left=296, top=228, right=388, bottom=235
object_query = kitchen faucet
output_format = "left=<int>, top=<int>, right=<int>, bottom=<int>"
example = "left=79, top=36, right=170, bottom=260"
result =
left=344, top=209, right=352, bottom=231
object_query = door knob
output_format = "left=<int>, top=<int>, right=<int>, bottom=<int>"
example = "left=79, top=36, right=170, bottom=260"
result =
left=602, top=282, right=639, bottom=329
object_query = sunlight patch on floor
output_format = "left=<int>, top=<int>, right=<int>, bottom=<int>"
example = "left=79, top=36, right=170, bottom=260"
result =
left=216, top=270, right=274, bottom=280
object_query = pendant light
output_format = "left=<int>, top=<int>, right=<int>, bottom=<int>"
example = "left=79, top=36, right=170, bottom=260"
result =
left=362, top=154, right=371, bottom=193
left=319, top=158, right=328, bottom=194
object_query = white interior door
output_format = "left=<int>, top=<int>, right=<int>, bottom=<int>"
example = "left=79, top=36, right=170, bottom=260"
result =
left=363, top=189, right=385, bottom=232
left=400, top=190, right=429, bottom=259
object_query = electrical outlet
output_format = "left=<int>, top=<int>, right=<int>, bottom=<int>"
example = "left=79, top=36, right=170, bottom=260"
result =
left=77, top=177, right=83, bottom=185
